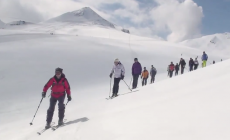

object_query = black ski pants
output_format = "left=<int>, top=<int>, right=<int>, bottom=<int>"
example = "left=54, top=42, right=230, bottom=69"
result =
left=142, top=78, right=147, bottom=86
left=112, top=78, right=121, bottom=96
left=194, top=64, right=198, bottom=70
left=169, top=71, right=173, bottom=78
left=181, top=66, right=185, bottom=74
left=189, top=65, right=194, bottom=71
left=175, top=70, right=179, bottom=76
left=47, top=94, right=65, bottom=123
left=132, top=75, right=139, bottom=89
left=150, top=75, right=155, bottom=83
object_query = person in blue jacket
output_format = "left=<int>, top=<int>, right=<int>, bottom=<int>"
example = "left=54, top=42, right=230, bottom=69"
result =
left=201, top=51, right=208, bottom=67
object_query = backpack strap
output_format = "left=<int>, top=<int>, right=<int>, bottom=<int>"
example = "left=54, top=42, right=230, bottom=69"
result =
left=62, top=78, right=66, bottom=88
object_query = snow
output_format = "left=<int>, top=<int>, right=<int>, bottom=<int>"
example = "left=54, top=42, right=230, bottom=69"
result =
left=180, top=33, right=230, bottom=56
left=0, top=8, right=229, bottom=140
left=0, top=19, right=5, bottom=28
left=46, top=7, right=115, bottom=28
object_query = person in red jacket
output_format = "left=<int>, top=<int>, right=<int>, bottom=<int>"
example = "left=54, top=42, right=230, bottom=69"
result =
left=169, top=62, right=175, bottom=78
left=42, top=68, right=71, bottom=129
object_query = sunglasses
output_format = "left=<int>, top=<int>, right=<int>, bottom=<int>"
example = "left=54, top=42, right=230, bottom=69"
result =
left=55, top=71, right=61, bottom=75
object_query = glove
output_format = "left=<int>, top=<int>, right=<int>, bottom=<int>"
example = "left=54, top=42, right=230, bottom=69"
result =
left=67, top=95, right=72, bottom=101
left=42, top=92, right=46, bottom=98
left=109, top=73, right=112, bottom=78
left=121, top=75, right=124, bottom=80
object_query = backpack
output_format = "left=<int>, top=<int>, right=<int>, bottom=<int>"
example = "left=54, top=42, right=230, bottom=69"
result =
left=169, top=65, right=175, bottom=71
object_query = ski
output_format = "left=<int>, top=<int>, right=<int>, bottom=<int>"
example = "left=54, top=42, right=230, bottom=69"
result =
left=106, top=90, right=139, bottom=100
left=37, top=122, right=55, bottom=135
left=51, top=119, right=67, bottom=131
left=106, top=96, right=118, bottom=100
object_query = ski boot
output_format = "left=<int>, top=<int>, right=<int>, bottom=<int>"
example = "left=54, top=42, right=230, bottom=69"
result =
left=58, top=119, right=64, bottom=126
left=45, top=122, right=51, bottom=129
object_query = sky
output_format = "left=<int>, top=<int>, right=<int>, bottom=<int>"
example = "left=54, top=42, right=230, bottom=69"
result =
left=0, top=0, right=229, bottom=42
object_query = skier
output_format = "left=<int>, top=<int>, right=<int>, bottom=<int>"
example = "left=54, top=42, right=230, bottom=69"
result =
left=110, top=59, right=125, bottom=98
left=213, top=61, right=215, bottom=64
left=175, top=63, right=179, bottom=76
left=141, top=67, right=149, bottom=86
left=169, top=62, right=175, bottom=78
left=194, top=58, right=199, bottom=70
left=201, top=51, right=208, bottom=67
left=179, top=58, right=186, bottom=74
left=150, top=65, right=157, bottom=83
left=42, top=68, right=71, bottom=129
left=132, top=58, right=142, bottom=89
left=189, top=58, right=194, bottom=71
left=167, top=64, right=170, bottom=77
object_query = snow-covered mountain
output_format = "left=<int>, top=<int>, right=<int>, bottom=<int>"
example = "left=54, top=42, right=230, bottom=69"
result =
left=180, top=33, right=230, bottom=56
left=46, top=7, right=115, bottom=28
left=0, top=8, right=229, bottom=140
left=0, top=19, right=5, bottom=28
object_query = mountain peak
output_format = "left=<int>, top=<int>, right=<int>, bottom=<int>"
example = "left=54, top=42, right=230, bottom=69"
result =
left=47, top=7, right=115, bottom=28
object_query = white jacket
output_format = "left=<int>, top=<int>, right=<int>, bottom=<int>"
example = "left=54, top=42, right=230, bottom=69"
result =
left=194, top=60, right=199, bottom=65
left=111, top=63, right=125, bottom=78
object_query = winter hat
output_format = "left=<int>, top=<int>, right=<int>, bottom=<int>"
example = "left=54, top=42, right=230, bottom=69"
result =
left=55, top=67, right=63, bottom=73
left=114, top=58, right=119, bottom=63
left=134, top=58, right=138, bottom=61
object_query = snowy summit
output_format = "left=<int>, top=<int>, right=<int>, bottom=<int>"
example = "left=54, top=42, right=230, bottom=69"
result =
left=47, top=7, right=115, bottom=28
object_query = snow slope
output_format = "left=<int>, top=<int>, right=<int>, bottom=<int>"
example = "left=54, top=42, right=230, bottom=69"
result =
left=46, top=7, right=114, bottom=28
left=180, top=33, right=230, bottom=56
left=0, top=41, right=230, bottom=139
left=0, top=19, right=5, bottom=28
left=0, top=19, right=229, bottom=139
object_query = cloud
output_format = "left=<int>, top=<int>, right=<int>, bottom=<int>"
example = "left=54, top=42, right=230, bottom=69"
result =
left=0, top=0, right=110, bottom=22
left=150, top=0, right=204, bottom=42
left=0, top=0, right=44, bottom=22
left=0, top=0, right=204, bottom=42
left=80, top=0, right=203, bottom=42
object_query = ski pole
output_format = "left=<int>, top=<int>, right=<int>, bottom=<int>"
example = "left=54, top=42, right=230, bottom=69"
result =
left=66, top=101, right=69, bottom=106
left=30, top=97, right=44, bottom=125
left=122, top=80, right=132, bottom=91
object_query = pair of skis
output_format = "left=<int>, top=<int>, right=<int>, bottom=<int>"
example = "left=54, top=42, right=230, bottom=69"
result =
left=37, top=119, right=67, bottom=135
left=106, top=90, right=139, bottom=100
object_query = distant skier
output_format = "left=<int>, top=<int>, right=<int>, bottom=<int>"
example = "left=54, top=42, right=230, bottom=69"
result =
left=189, top=58, right=194, bottom=71
left=167, top=64, right=170, bottom=77
left=110, top=59, right=125, bottom=98
left=141, top=67, right=149, bottom=86
left=150, top=65, right=157, bottom=83
left=201, top=51, right=208, bottom=67
left=194, top=58, right=199, bottom=70
left=169, top=62, right=175, bottom=78
left=179, top=58, right=186, bottom=74
left=132, top=58, right=142, bottom=89
left=42, top=68, right=71, bottom=129
left=175, top=63, right=179, bottom=76
left=213, top=61, right=215, bottom=64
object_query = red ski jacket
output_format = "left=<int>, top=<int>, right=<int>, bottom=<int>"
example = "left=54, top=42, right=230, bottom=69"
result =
left=43, top=74, right=71, bottom=98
